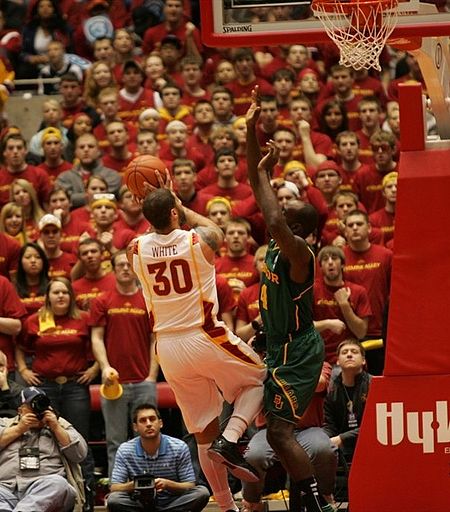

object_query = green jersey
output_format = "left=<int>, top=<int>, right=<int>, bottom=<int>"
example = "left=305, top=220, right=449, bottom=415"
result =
left=260, top=238, right=315, bottom=344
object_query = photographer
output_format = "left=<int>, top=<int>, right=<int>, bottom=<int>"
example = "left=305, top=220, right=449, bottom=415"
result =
left=0, top=387, right=87, bottom=512
left=107, top=403, right=210, bottom=512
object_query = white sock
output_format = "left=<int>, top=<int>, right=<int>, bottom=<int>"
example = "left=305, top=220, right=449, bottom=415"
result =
left=222, top=415, right=248, bottom=443
left=197, top=442, right=236, bottom=511
left=223, top=385, right=264, bottom=443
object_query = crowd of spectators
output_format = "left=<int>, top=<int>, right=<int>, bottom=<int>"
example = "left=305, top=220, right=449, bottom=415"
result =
left=0, top=0, right=432, bottom=509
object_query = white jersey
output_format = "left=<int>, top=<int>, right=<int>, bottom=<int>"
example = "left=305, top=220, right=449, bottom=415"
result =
left=133, top=228, right=220, bottom=333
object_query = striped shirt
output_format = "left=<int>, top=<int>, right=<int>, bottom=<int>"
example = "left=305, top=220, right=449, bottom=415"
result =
left=111, top=434, right=195, bottom=506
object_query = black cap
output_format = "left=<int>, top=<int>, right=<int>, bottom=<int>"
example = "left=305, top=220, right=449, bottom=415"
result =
left=161, top=35, right=182, bottom=50
left=123, top=59, right=145, bottom=77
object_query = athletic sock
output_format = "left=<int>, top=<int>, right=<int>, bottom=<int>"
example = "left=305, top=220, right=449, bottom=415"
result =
left=197, top=442, right=236, bottom=511
left=223, top=384, right=264, bottom=443
left=222, top=415, right=248, bottom=444
left=296, top=476, right=324, bottom=512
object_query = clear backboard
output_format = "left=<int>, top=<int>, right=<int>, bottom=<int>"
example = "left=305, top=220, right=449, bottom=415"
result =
left=201, top=0, right=450, bottom=47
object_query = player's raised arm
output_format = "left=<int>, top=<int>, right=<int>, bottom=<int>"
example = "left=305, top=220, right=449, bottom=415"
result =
left=247, top=137, right=317, bottom=283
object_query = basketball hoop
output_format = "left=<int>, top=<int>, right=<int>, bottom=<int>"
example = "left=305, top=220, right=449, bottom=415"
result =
left=311, top=0, right=399, bottom=71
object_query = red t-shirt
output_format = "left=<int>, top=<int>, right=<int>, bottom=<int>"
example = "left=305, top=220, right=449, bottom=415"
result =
left=180, top=89, right=212, bottom=109
left=115, top=214, right=150, bottom=236
left=195, top=159, right=248, bottom=188
left=102, top=153, right=135, bottom=174
left=354, top=130, right=375, bottom=165
left=216, top=274, right=236, bottom=317
left=70, top=206, right=92, bottom=226
left=118, top=88, right=156, bottom=125
left=21, top=312, right=91, bottom=377
left=236, top=282, right=260, bottom=324
left=354, top=162, right=398, bottom=213
left=343, top=244, right=392, bottom=337
left=60, top=216, right=95, bottom=253
left=0, top=232, right=20, bottom=277
left=93, top=122, right=138, bottom=151
left=0, top=277, right=27, bottom=370
left=73, top=272, right=117, bottom=311
left=142, top=22, right=202, bottom=57
left=18, top=284, right=45, bottom=320
left=178, top=190, right=213, bottom=217
left=186, top=132, right=215, bottom=165
left=158, top=143, right=206, bottom=173
left=369, top=208, right=395, bottom=245
left=0, top=165, right=51, bottom=208
left=37, top=161, right=72, bottom=185
left=226, top=77, right=274, bottom=116
left=48, top=251, right=77, bottom=279
left=89, top=288, right=151, bottom=382
left=215, top=254, right=259, bottom=289
left=313, top=278, right=372, bottom=363
left=202, top=182, right=253, bottom=207
left=337, top=163, right=370, bottom=194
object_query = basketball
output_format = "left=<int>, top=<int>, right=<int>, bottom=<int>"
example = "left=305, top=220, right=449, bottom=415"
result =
left=124, top=155, right=168, bottom=198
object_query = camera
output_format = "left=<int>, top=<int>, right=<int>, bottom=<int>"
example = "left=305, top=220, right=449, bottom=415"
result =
left=132, top=474, right=156, bottom=508
left=29, top=394, right=51, bottom=420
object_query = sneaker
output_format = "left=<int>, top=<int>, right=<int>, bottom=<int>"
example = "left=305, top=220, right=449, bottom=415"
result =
left=208, top=435, right=260, bottom=483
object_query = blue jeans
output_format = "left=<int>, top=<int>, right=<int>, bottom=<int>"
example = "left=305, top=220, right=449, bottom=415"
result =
left=101, top=380, right=157, bottom=477
left=39, top=380, right=95, bottom=493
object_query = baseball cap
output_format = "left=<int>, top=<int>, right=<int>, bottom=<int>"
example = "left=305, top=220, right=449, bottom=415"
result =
left=161, top=35, right=182, bottom=50
left=21, top=386, right=47, bottom=405
left=123, top=59, right=145, bottom=77
left=313, top=160, right=341, bottom=180
left=38, top=214, right=62, bottom=231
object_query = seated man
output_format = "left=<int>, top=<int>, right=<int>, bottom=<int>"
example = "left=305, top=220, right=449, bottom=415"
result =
left=323, top=340, right=372, bottom=462
left=0, top=386, right=87, bottom=512
left=107, top=403, right=210, bottom=512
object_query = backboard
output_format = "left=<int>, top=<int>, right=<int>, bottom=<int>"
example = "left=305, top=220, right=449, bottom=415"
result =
left=201, top=0, right=450, bottom=47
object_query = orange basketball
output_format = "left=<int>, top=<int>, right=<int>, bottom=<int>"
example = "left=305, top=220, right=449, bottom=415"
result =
left=124, top=155, right=168, bottom=198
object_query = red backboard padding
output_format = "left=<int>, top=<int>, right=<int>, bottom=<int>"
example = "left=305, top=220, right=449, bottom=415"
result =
left=385, top=148, right=450, bottom=376
left=349, top=144, right=450, bottom=511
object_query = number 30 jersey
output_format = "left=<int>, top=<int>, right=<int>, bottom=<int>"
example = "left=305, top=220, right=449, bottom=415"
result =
left=133, top=228, right=220, bottom=333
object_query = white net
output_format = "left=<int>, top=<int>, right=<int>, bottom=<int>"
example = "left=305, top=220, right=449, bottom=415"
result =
left=312, top=0, right=399, bottom=71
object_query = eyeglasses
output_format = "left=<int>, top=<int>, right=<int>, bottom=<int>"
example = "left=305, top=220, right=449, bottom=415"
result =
left=371, top=143, right=392, bottom=152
